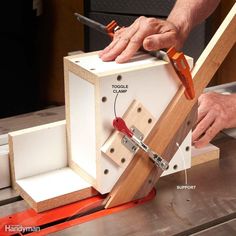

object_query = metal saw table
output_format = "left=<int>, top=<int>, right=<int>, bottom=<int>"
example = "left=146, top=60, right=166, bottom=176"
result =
left=1, top=130, right=236, bottom=235
left=1, top=84, right=236, bottom=235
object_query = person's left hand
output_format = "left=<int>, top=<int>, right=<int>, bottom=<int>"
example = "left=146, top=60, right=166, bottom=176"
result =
left=192, top=92, right=236, bottom=148
left=99, top=16, right=181, bottom=63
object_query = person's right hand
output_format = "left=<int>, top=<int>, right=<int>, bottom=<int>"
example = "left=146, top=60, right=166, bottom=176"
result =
left=99, top=16, right=183, bottom=63
left=192, top=92, right=236, bottom=148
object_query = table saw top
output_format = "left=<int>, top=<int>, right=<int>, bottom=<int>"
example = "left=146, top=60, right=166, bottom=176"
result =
left=0, top=132, right=236, bottom=235
left=1, top=81, right=236, bottom=235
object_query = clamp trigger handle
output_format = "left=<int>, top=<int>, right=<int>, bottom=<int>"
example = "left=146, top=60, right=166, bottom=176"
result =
left=167, top=47, right=195, bottom=100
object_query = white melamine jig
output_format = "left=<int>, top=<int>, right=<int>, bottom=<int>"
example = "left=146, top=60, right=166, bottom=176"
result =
left=9, top=120, right=94, bottom=212
left=65, top=51, right=194, bottom=194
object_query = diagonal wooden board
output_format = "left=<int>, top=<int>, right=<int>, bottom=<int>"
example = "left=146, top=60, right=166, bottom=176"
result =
left=104, top=3, right=236, bottom=208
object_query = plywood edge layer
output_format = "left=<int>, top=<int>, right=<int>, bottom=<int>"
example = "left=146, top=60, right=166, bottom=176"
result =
left=36, top=187, right=97, bottom=212
left=15, top=182, right=37, bottom=210
left=8, top=135, right=17, bottom=190
left=64, top=57, right=98, bottom=85
left=191, top=144, right=220, bottom=166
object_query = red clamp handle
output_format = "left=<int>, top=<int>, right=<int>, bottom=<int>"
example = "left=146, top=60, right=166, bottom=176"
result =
left=113, top=117, right=133, bottom=138
left=167, top=47, right=195, bottom=100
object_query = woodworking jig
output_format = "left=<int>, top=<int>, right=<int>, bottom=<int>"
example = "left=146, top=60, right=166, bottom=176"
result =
left=8, top=47, right=194, bottom=213
left=0, top=3, right=235, bottom=236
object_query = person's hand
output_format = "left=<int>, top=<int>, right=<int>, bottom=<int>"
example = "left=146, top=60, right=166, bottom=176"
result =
left=192, top=92, right=236, bottom=148
left=99, top=16, right=183, bottom=63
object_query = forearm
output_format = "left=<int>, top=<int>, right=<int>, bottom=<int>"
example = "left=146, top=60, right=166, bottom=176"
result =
left=167, top=0, right=220, bottom=46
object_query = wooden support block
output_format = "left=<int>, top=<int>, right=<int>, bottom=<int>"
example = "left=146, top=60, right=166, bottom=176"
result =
left=191, top=144, right=220, bottom=166
left=9, top=120, right=97, bottom=212
left=0, top=145, right=10, bottom=189
left=105, top=4, right=236, bottom=208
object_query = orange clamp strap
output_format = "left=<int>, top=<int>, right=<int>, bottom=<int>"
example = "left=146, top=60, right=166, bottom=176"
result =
left=167, top=47, right=195, bottom=100
left=106, top=20, right=119, bottom=38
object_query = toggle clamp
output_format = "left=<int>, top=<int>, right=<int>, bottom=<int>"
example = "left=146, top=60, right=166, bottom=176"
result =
left=113, top=117, right=169, bottom=171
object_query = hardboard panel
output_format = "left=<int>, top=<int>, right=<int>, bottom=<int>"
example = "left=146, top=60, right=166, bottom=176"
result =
left=86, top=12, right=206, bottom=61
left=89, top=0, right=176, bottom=17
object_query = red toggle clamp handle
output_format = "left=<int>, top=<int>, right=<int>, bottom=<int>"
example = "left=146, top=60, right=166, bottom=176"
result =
left=113, top=117, right=133, bottom=138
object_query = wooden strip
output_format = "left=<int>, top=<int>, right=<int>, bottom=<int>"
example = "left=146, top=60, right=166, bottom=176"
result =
left=101, top=100, right=156, bottom=166
left=105, top=4, right=236, bottom=208
left=191, top=144, right=220, bottom=166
